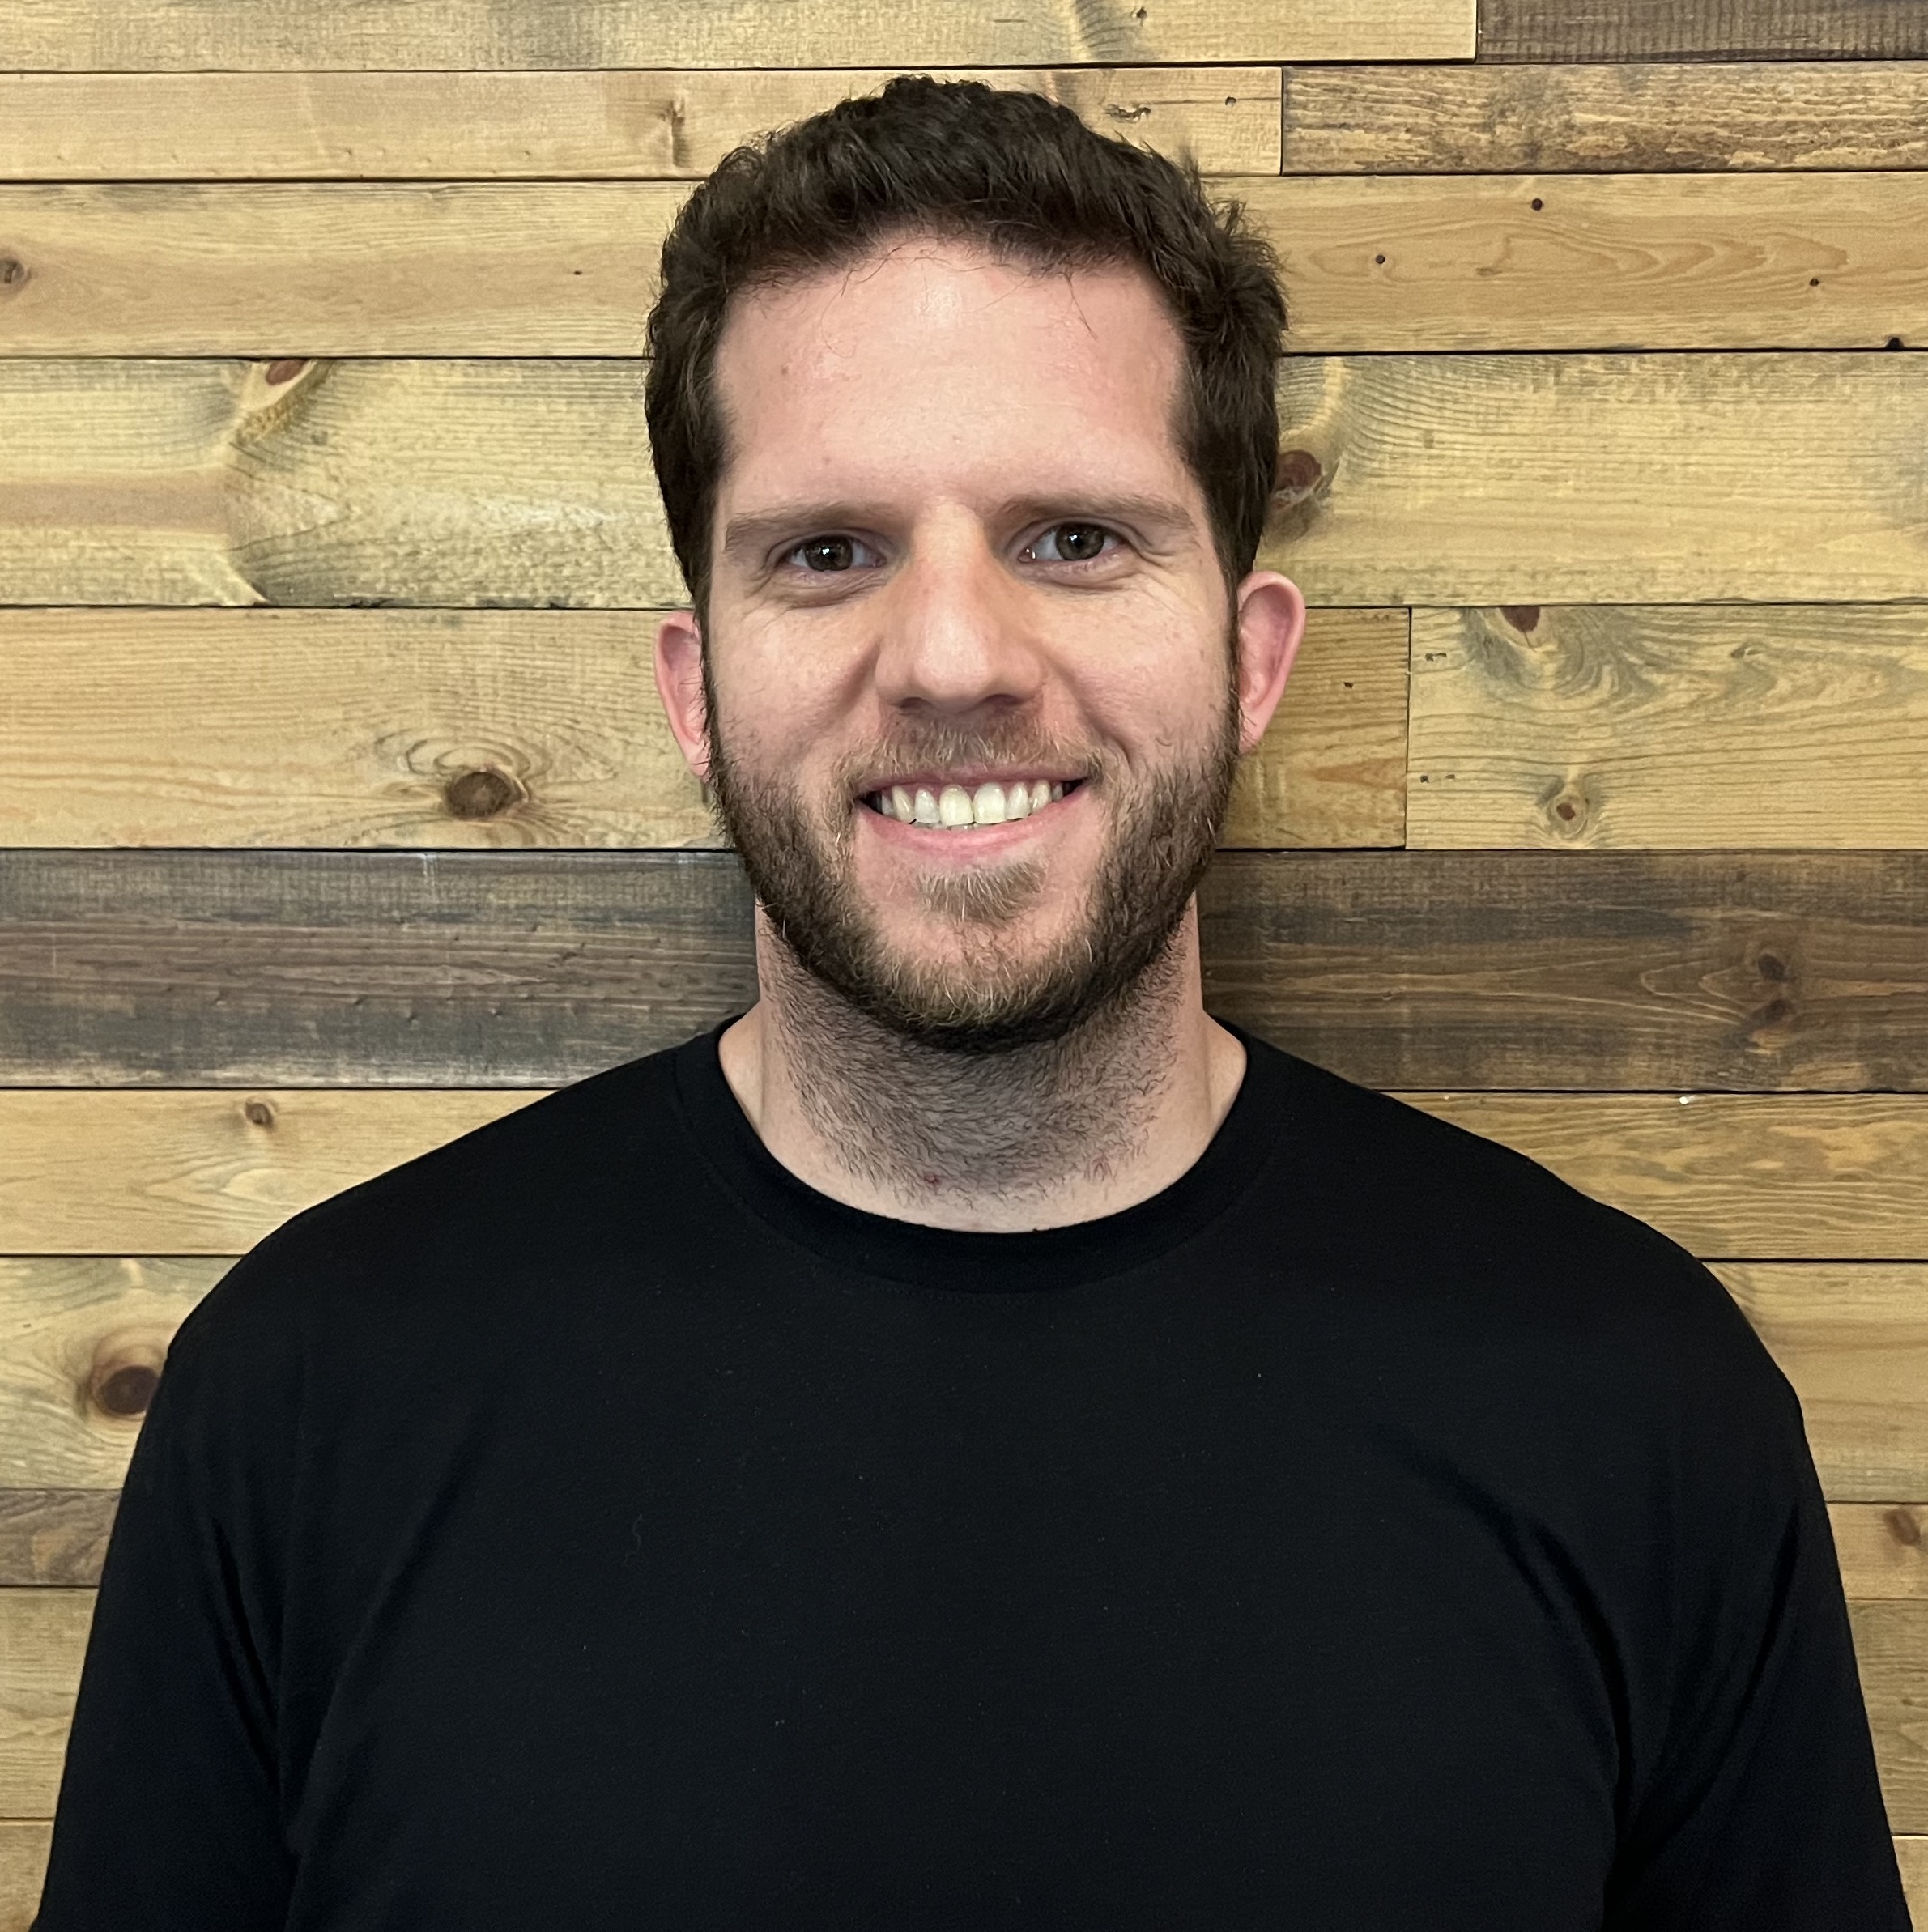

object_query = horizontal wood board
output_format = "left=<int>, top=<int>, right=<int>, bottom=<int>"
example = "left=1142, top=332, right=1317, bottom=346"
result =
left=1407, top=603, right=1928, bottom=849
left=7, top=174, right=1928, bottom=354
left=9, top=848, right=1928, bottom=1091
left=0, top=68, right=1281, bottom=181
left=2, top=1254, right=1921, bottom=1498
left=1279, top=60, right=1928, bottom=172
left=1479, top=0, right=1928, bottom=62
left=0, top=0, right=1475, bottom=69
left=11, top=354, right=1927, bottom=609
left=0, top=606, right=1404, bottom=849
left=0, top=1087, right=1926, bottom=1256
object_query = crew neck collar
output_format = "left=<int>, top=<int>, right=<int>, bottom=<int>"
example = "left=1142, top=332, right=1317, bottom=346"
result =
left=666, top=1016, right=1288, bottom=1292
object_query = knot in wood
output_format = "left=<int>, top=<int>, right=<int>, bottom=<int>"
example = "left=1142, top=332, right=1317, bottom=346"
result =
left=92, top=1361, right=161, bottom=1419
left=1756, top=951, right=1788, bottom=984
left=1499, top=605, right=1540, bottom=634
left=1273, top=448, right=1323, bottom=500
left=264, top=357, right=309, bottom=385
left=444, top=767, right=522, bottom=820
left=1886, top=1505, right=1922, bottom=1547
left=243, top=1098, right=276, bottom=1128
left=0, top=257, right=27, bottom=291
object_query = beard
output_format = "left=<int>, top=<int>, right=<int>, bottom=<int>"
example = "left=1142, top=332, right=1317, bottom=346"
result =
left=703, top=658, right=1241, bottom=1056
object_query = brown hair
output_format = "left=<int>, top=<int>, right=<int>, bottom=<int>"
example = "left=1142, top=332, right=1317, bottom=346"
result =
left=643, top=75, right=1285, bottom=611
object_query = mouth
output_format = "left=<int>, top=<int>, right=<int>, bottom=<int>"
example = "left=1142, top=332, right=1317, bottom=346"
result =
left=859, top=777, right=1081, bottom=831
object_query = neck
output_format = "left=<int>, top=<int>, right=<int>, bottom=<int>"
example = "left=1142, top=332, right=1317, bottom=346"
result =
left=717, top=903, right=1246, bottom=1232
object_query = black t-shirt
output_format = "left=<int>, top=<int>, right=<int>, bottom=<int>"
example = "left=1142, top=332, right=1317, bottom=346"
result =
left=36, top=1026, right=1907, bottom=1930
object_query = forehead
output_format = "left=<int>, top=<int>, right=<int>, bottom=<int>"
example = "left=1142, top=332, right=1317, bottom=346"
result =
left=710, top=239, right=1191, bottom=508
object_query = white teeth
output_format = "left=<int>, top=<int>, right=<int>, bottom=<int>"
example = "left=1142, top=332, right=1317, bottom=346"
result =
left=875, top=777, right=1071, bottom=828
left=913, top=786, right=941, bottom=827
left=973, top=781, right=1007, bottom=824
left=1004, top=783, right=1032, bottom=821
left=891, top=785, right=913, bottom=822
left=1032, top=780, right=1053, bottom=812
left=938, top=784, right=974, bottom=828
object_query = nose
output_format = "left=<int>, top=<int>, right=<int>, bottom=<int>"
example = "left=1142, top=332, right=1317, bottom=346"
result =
left=870, top=515, right=1047, bottom=719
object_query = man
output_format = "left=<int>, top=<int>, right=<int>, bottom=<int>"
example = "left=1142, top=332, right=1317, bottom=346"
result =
left=36, top=79, right=1906, bottom=1930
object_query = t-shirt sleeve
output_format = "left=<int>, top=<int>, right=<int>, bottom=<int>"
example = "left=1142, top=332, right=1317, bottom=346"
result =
left=32, top=1258, right=300, bottom=1930
left=1603, top=1265, right=1910, bottom=1930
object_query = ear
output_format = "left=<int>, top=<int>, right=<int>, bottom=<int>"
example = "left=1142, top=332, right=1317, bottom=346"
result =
left=653, top=608, right=713, bottom=786
left=1230, top=570, right=1307, bottom=756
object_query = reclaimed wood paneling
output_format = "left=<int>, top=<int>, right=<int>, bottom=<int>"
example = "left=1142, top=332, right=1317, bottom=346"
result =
left=0, top=0, right=1475, bottom=70
left=10, top=849, right=1928, bottom=1091
left=1900, top=1836, right=1928, bottom=1923
left=1201, top=850, right=1928, bottom=1094
left=1279, top=61, right=1928, bottom=173
left=0, top=1820, right=49, bottom=1931
left=0, top=1495, right=116, bottom=1590
left=1834, top=1507, right=1928, bottom=1601
left=1266, top=352, right=1928, bottom=606
left=1408, top=1092, right=1928, bottom=1262
left=1481, top=0, right=1928, bottom=63
left=9, top=174, right=1926, bottom=355
left=1, top=1087, right=1925, bottom=1257
left=0, top=68, right=1281, bottom=181
left=1713, top=1265, right=1928, bottom=1502
left=1852, top=1600, right=1928, bottom=1832
left=0, top=606, right=1403, bottom=849
left=1407, top=604, right=1928, bottom=849
left=12, top=354, right=1928, bottom=608
left=0, top=1590, right=88, bottom=1818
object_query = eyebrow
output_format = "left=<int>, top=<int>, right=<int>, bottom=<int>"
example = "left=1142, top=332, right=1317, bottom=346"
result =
left=717, top=490, right=1199, bottom=565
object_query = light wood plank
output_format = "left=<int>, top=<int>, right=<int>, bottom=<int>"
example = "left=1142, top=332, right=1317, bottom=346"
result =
left=1, top=1089, right=1925, bottom=1258
left=0, top=1091, right=539, bottom=1254
left=5, top=1255, right=1922, bottom=1499
left=0, top=1494, right=117, bottom=1589
left=1266, top=352, right=1928, bottom=606
left=0, top=607, right=1402, bottom=850
left=0, top=0, right=1473, bottom=69
left=0, top=1590, right=87, bottom=1818
left=0, top=1262, right=222, bottom=1491
left=0, top=68, right=1281, bottom=181
left=1854, top=1601, right=1928, bottom=1832
left=1402, top=1093, right=1928, bottom=1262
left=0, top=357, right=676, bottom=608
left=1835, top=1508, right=1928, bottom=1602
left=1899, top=1836, right=1928, bottom=1926
left=1481, top=0, right=1928, bottom=62
left=1407, top=604, right=1928, bottom=850
left=1716, top=1266, right=1928, bottom=1503
left=1280, top=60, right=1928, bottom=173
left=11, top=176, right=1926, bottom=355
left=14, top=353, right=1928, bottom=609
left=0, top=1821, right=49, bottom=1931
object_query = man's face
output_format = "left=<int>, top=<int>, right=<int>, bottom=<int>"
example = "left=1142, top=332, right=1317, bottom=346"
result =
left=667, top=238, right=1292, bottom=1049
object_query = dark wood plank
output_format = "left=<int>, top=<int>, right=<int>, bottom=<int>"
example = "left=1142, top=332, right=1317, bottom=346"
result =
left=9, top=849, right=1928, bottom=1092
left=1281, top=59, right=1928, bottom=172
left=1480, top=0, right=1928, bottom=62
left=0, top=1493, right=115, bottom=1589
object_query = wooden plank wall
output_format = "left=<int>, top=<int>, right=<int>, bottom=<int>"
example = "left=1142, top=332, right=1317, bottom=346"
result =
left=2, top=0, right=1926, bottom=1917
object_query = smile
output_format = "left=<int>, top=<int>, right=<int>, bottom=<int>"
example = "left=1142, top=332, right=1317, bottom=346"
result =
left=863, top=778, right=1077, bottom=830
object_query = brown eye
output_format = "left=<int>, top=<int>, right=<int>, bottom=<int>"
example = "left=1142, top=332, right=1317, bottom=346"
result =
left=798, top=537, right=855, bottom=572
left=1032, top=522, right=1113, bottom=564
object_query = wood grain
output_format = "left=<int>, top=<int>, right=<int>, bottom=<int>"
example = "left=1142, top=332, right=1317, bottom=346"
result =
left=1900, top=1836, right=1928, bottom=1926
left=10, top=849, right=1928, bottom=1091
left=1266, top=352, right=1928, bottom=606
left=0, top=1091, right=539, bottom=1254
left=0, top=1261, right=223, bottom=1491
left=1407, top=604, right=1928, bottom=850
left=1853, top=1601, right=1928, bottom=1832
left=10, top=175, right=1926, bottom=355
left=1481, top=0, right=1928, bottom=62
left=1713, top=1266, right=1928, bottom=1503
left=0, top=1087, right=1922, bottom=1258
left=0, top=1589, right=88, bottom=1817
left=0, top=1821, right=49, bottom=1931
left=15, top=353, right=1928, bottom=608
left=0, top=606, right=1402, bottom=849
left=1280, top=61, right=1928, bottom=173
left=1402, top=1093, right=1928, bottom=1262
left=0, top=1494, right=117, bottom=1589
left=0, top=68, right=1280, bottom=181
left=1199, top=850, right=1928, bottom=1095
left=0, top=0, right=1474, bottom=69
left=1833, top=1508, right=1928, bottom=1602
